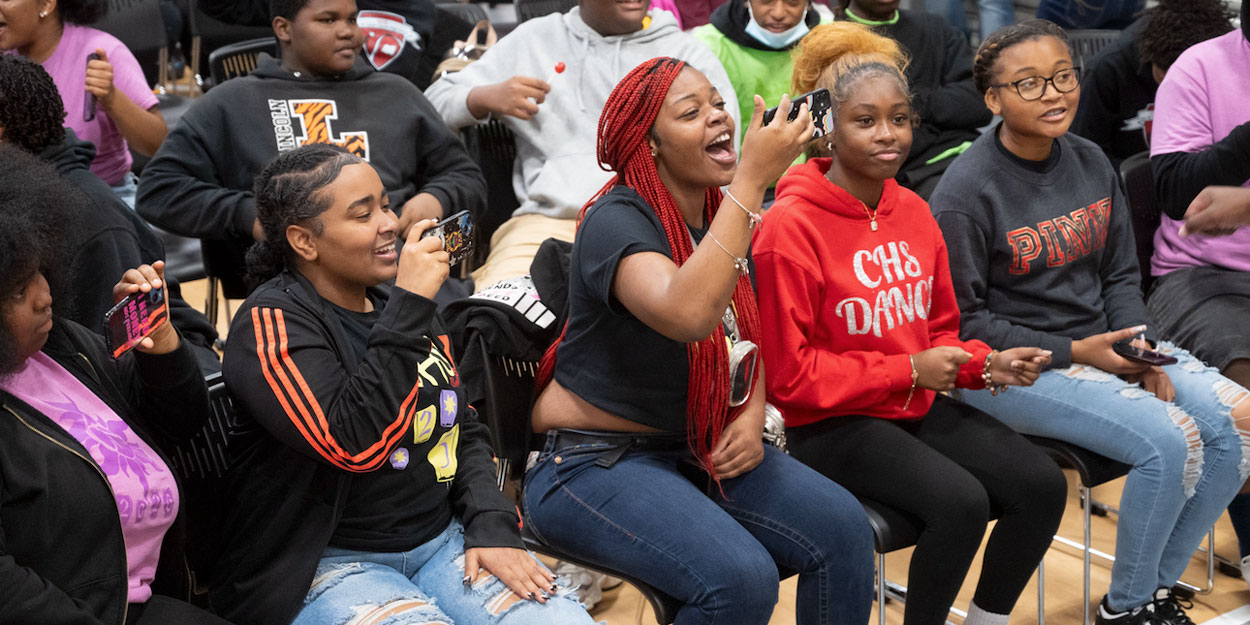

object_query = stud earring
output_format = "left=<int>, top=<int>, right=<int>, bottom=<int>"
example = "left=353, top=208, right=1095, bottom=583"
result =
left=650, top=147, right=657, bottom=157
left=39, top=10, right=48, bottom=16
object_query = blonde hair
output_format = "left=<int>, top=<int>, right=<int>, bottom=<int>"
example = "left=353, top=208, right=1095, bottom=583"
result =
left=790, top=22, right=913, bottom=156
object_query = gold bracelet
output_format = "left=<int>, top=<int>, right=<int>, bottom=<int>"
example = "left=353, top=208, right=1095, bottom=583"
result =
left=705, top=232, right=749, bottom=276
left=902, top=354, right=919, bottom=410
left=724, top=188, right=763, bottom=229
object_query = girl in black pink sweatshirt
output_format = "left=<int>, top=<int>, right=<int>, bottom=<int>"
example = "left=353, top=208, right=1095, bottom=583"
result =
left=754, top=22, right=1063, bottom=625
left=930, top=20, right=1250, bottom=625
left=216, top=145, right=594, bottom=625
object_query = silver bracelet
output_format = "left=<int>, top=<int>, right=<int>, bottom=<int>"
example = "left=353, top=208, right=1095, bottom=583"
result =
left=705, top=232, right=749, bottom=276
left=724, top=188, right=763, bottom=229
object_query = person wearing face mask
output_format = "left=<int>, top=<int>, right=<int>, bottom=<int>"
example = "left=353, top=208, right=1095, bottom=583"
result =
left=694, top=0, right=823, bottom=180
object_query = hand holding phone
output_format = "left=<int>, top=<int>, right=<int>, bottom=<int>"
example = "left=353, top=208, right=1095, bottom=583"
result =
left=106, top=262, right=174, bottom=358
left=1112, top=340, right=1178, bottom=367
left=763, top=88, right=833, bottom=138
left=83, top=52, right=101, bottom=122
left=419, top=210, right=475, bottom=266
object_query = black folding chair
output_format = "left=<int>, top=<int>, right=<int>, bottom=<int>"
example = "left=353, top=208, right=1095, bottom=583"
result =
left=1119, top=150, right=1160, bottom=293
left=1067, top=29, right=1121, bottom=73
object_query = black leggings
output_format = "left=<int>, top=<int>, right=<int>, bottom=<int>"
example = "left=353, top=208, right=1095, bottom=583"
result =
left=788, top=395, right=1067, bottom=625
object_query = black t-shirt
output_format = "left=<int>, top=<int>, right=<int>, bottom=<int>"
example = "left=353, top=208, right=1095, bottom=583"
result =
left=555, top=187, right=697, bottom=432
left=327, top=295, right=454, bottom=551
left=994, top=124, right=1062, bottom=174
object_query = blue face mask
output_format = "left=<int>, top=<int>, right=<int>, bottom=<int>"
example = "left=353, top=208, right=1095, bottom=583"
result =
left=744, top=3, right=809, bottom=49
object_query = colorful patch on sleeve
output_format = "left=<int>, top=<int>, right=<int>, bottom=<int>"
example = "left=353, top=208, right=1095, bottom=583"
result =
left=389, top=447, right=410, bottom=470
left=412, top=405, right=437, bottom=444
left=418, top=339, right=457, bottom=388
left=439, top=390, right=458, bottom=427
left=427, top=424, right=460, bottom=482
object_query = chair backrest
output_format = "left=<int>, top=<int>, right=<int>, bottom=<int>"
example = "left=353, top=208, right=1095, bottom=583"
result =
left=207, top=36, right=277, bottom=85
left=470, top=332, right=539, bottom=481
left=94, top=0, right=168, bottom=87
left=516, top=0, right=576, bottom=22
left=1067, top=29, right=1121, bottom=72
left=166, top=372, right=242, bottom=482
left=436, top=2, right=489, bottom=26
left=1119, top=150, right=1160, bottom=293
left=460, top=120, right=520, bottom=262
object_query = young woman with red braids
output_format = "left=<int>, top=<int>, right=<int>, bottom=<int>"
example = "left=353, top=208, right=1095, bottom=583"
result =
left=754, top=22, right=1066, bottom=625
left=522, top=57, right=875, bottom=625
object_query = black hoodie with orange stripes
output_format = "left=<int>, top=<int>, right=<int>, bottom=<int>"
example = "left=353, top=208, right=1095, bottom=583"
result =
left=213, top=269, right=520, bottom=625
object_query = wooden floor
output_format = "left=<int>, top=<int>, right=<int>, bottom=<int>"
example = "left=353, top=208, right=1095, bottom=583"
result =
left=183, top=281, right=1250, bottom=625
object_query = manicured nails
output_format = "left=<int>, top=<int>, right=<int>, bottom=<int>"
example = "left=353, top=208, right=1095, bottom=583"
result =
left=462, top=575, right=472, bottom=586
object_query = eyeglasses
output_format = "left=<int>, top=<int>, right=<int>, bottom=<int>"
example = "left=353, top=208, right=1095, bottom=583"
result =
left=990, top=67, right=1081, bottom=101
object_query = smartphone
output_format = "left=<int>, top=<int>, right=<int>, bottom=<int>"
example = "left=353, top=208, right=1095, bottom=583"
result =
left=1112, top=340, right=1178, bottom=367
left=83, top=52, right=100, bottom=122
left=762, top=88, right=833, bottom=138
left=104, top=287, right=169, bottom=359
left=419, top=209, right=475, bottom=266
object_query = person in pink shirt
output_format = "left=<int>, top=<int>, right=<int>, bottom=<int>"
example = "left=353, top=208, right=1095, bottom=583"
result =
left=0, top=145, right=227, bottom=624
left=0, top=0, right=166, bottom=204
left=1147, top=0, right=1250, bottom=588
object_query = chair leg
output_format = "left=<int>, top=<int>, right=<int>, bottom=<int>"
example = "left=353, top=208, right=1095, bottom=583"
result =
left=205, top=277, right=219, bottom=328
left=878, top=552, right=887, bottom=625
left=1084, top=484, right=1093, bottom=625
left=1037, top=558, right=1045, bottom=625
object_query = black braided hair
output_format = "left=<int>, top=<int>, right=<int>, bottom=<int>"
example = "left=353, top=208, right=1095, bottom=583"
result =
left=973, top=19, right=1069, bottom=94
left=0, top=144, right=80, bottom=375
left=1140, top=0, right=1233, bottom=71
left=246, top=144, right=366, bottom=288
left=0, top=55, right=66, bottom=154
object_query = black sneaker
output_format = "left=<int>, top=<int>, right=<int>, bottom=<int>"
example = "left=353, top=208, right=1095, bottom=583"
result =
left=1094, top=596, right=1168, bottom=625
left=1151, top=587, right=1197, bottom=625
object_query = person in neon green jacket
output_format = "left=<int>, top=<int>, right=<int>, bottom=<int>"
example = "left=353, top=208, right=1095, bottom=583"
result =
left=694, top=0, right=825, bottom=183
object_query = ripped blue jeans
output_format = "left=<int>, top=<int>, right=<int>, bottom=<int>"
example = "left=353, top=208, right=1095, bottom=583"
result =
left=956, top=343, right=1250, bottom=612
left=291, top=519, right=596, bottom=625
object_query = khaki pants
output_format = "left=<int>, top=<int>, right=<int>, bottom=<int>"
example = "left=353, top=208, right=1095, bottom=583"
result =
left=471, top=213, right=577, bottom=292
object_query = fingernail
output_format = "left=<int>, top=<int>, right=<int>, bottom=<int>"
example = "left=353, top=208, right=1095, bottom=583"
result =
left=540, top=591, right=551, bottom=600
left=462, top=575, right=471, bottom=586
left=526, top=592, right=535, bottom=600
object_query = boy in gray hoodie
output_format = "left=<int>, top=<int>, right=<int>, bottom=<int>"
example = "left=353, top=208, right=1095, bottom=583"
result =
left=424, top=0, right=738, bottom=290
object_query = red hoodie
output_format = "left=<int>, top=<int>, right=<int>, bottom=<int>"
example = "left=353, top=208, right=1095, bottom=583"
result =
left=754, top=158, right=991, bottom=427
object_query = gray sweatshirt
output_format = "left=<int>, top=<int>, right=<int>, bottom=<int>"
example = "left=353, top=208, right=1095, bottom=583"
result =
left=930, top=128, right=1151, bottom=368
left=423, top=8, right=739, bottom=221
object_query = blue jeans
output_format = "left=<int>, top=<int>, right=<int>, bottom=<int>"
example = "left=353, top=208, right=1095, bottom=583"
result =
left=956, top=343, right=1250, bottom=612
left=1035, top=0, right=1143, bottom=29
left=924, top=0, right=1015, bottom=40
left=292, top=520, right=596, bottom=625
left=111, top=172, right=138, bottom=210
left=523, top=438, right=875, bottom=625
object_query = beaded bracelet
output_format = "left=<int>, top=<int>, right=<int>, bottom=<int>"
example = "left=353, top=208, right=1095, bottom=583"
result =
left=902, top=354, right=919, bottom=410
left=706, top=231, right=750, bottom=276
left=982, top=350, right=1008, bottom=396
left=724, top=188, right=763, bottom=229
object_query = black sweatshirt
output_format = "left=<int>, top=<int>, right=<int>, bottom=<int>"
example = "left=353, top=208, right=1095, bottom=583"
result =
left=39, top=131, right=221, bottom=372
left=215, top=271, right=519, bottom=625
left=137, top=54, right=485, bottom=279
left=1150, top=2, right=1250, bottom=220
left=931, top=128, right=1150, bottom=369
left=871, top=11, right=991, bottom=170
left=1071, top=17, right=1155, bottom=169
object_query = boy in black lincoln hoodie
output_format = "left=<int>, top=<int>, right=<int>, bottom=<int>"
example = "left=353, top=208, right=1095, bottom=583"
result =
left=137, top=0, right=485, bottom=289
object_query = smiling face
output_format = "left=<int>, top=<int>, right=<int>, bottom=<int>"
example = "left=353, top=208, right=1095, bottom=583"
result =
left=648, top=67, right=737, bottom=197
left=579, top=0, right=651, bottom=37
left=826, top=73, right=913, bottom=197
left=747, top=0, right=807, bottom=33
left=290, top=162, right=400, bottom=296
left=985, top=35, right=1078, bottom=156
left=274, top=0, right=362, bottom=77
left=2, top=271, right=53, bottom=364
left=0, top=0, right=52, bottom=53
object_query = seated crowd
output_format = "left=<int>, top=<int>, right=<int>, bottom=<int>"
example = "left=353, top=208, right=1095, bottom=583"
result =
left=1, top=0, right=1248, bottom=623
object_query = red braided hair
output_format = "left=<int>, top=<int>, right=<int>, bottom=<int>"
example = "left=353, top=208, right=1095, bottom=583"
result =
left=536, top=57, right=763, bottom=476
